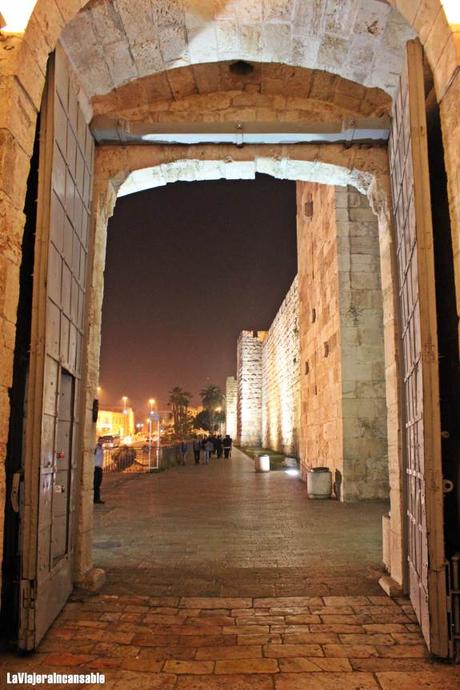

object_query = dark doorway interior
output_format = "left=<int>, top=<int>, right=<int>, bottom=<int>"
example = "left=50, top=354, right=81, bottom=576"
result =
left=0, top=118, right=40, bottom=646
left=426, top=90, right=460, bottom=559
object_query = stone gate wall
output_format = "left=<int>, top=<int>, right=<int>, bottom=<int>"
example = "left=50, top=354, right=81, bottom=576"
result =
left=297, top=183, right=344, bottom=481
left=297, top=181, right=388, bottom=501
left=337, top=186, right=388, bottom=500
left=261, top=277, right=300, bottom=456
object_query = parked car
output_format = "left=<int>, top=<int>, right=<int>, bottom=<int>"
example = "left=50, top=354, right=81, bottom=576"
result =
left=98, top=434, right=120, bottom=449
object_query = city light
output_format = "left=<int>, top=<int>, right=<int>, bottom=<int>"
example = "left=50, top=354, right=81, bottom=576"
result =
left=0, top=0, right=35, bottom=32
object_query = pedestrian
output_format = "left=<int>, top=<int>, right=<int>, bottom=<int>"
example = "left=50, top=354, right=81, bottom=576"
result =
left=212, top=435, right=219, bottom=456
left=215, top=434, right=223, bottom=458
left=192, top=438, right=201, bottom=464
left=94, top=439, right=105, bottom=504
left=223, top=434, right=232, bottom=459
left=180, top=440, right=188, bottom=465
left=204, top=437, right=214, bottom=464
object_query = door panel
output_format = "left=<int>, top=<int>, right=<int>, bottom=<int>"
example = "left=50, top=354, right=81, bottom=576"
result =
left=389, top=39, right=448, bottom=656
left=18, top=44, right=94, bottom=650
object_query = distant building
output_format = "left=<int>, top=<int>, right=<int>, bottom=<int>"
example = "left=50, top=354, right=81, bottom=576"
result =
left=97, top=407, right=135, bottom=438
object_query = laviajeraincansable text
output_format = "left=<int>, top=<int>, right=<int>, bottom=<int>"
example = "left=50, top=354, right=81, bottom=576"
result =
left=6, top=672, right=105, bottom=685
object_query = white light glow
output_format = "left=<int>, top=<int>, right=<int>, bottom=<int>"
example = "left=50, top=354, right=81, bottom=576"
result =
left=0, top=0, right=36, bottom=32
left=442, top=1, right=460, bottom=24
left=285, top=469, right=300, bottom=477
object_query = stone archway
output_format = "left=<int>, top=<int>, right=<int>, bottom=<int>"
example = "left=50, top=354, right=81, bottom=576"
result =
left=75, top=140, right=403, bottom=593
left=0, top=0, right=458, bottom=657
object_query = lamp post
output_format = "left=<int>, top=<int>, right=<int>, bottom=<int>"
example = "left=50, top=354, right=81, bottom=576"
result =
left=122, top=395, right=128, bottom=437
left=148, top=399, right=156, bottom=470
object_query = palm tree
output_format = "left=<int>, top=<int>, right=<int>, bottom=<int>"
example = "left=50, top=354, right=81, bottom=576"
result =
left=168, top=386, right=192, bottom=437
left=200, top=384, right=224, bottom=432
left=200, top=384, right=223, bottom=410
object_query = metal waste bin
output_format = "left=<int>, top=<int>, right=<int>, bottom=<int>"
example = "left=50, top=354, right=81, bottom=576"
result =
left=307, top=467, right=332, bottom=499
left=255, top=454, right=270, bottom=472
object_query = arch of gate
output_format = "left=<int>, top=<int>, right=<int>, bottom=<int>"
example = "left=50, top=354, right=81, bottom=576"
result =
left=73, top=141, right=404, bottom=591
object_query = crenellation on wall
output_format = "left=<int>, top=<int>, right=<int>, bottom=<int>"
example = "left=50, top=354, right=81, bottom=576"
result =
left=261, top=277, right=300, bottom=456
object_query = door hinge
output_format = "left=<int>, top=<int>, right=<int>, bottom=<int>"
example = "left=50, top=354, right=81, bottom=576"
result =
left=21, top=579, right=36, bottom=611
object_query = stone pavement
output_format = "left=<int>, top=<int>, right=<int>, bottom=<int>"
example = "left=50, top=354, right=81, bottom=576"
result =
left=1, top=449, right=458, bottom=688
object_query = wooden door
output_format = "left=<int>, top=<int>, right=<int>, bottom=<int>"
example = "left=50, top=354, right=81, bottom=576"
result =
left=18, top=44, right=94, bottom=650
left=389, top=40, right=448, bottom=657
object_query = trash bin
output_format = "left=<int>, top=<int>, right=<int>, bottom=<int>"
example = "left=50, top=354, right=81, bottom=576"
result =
left=307, top=467, right=332, bottom=499
left=255, top=454, right=270, bottom=472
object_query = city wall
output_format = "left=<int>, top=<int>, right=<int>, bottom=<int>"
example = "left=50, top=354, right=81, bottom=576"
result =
left=236, top=331, right=266, bottom=447
left=225, top=376, right=237, bottom=439
left=261, top=277, right=300, bottom=456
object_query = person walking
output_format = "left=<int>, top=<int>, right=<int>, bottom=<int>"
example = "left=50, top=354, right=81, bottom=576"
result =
left=204, top=437, right=214, bottom=464
left=223, top=434, right=232, bottom=459
left=215, top=434, right=223, bottom=458
left=94, top=439, right=105, bottom=504
left=179, top=440, right=188, bottom=465
left=192, top=438, right=201, bottom=464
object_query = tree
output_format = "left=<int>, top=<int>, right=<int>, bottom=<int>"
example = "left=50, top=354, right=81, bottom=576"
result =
left=200, top=384, right=223, bottom=410
left=193, top=409, right=226, bottom=433
left=168, top=386, right=192, bottom=437
left=199, top=384, right=225, bottom=432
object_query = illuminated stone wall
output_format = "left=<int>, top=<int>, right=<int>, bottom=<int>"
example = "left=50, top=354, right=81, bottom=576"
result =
left=225, top=376, right=237, bottom=439
left=262, top=277, right=300, bottom=456
left=297, top=183, right=343, bottom=481
left=297, top=182, right=388, bottom=501
left=236, top=331, right=267, bottom=447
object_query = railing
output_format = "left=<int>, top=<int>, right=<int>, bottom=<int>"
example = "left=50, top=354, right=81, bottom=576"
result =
left=102, top=443, right=189, bottom=473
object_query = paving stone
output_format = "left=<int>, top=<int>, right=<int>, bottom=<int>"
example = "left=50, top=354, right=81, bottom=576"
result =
left=163, top=659, right=215, bottom=674
left=349, top=658, right=442, bottom=672
left=375, top=645, right=429, bottom=658
left=376, top=670, right=460, bottom=689
left=275, top=672, right=381, bottom=689
left=41, top=653, right=95, bottom=666
left=137, top=647, right=196, bottom=661
left=195, top=646, right=263, bottom=660
left=338, top=633, right=395, bottom=645
left=255, top=597, right=324, bottom=608
left=215, top=658, right=280, bottom=674
left=180, top=597, right=252, bottom=609
left=283, top=632, right=339, bottom=644
left=263, top=643, right=324, bottom=658
left=323, top=644, right=379, bottom=658
left=174, top=674, right=274, bottom=690
left=112, top=671, right=177, bottom=690
left=284, top=614, right=322, bottom=624
left=279, top=656, right=353, bottom=672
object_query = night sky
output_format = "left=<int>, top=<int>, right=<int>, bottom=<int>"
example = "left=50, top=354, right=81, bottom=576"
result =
left=99, top=174, right=297, bottom=417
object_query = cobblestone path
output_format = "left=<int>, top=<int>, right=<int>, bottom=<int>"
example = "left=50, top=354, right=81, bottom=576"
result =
left=2, top=449, right=458, bottom=688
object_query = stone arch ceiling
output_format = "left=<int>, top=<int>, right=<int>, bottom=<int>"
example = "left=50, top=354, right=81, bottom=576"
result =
left=92, top=62, right=391, bottom=120
left=60, top=0, right=415, bottom=100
